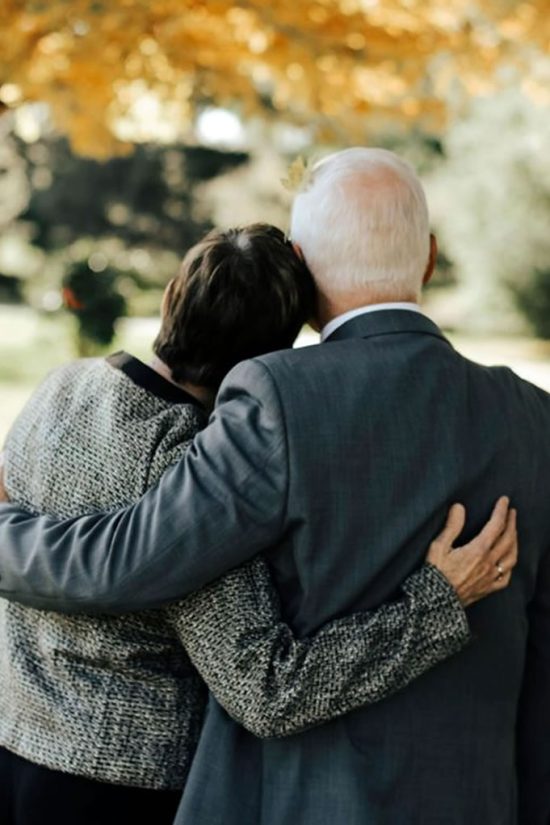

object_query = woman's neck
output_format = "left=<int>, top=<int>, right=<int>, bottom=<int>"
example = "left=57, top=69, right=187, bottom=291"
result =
left=149, top=355, right=215, bottom=411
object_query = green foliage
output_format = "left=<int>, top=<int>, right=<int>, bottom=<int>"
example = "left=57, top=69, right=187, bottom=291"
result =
left=0, top=125, right=250, bottom=330
left=429, top=89, right=550, bottom=331
left=18, top=136, right=248, bottom=256
left=513, top=269, right=550, bottom=339
left=63, top=262, right=127, bottom=355
left=0, top=274, right=22, bottom=303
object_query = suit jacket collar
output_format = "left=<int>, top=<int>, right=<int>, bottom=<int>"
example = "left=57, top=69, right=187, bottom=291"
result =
left=323, top=309, right=452, bottom=347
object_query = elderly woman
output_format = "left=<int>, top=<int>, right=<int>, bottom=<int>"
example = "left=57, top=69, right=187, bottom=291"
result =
left=0, top=224, right=514, bottom=825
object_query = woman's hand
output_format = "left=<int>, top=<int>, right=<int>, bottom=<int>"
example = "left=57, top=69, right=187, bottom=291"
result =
left=427, top=496, right=517, bottom=607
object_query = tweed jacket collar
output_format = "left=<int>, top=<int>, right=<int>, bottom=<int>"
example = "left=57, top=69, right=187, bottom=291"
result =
left=107, top=351, right=205, bottom=409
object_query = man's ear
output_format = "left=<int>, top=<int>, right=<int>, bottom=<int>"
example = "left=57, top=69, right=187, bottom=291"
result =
left=292, top=242, right=321, bottom=331
left=308, top=313, right=321, bottom=333
left=423, top=234, right=438, bottom=286
left=161, top=279, right=176, bottom=320
left=291, top=241, right=305, bottom=262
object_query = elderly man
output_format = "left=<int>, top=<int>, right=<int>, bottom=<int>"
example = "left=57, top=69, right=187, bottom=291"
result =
left=0, top=148, right=548, bottom=825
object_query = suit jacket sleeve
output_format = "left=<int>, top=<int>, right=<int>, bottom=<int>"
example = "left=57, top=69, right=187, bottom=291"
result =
left=0, top=359, right=289, bottom=613
left=166, top=558, right=470, bottom=737
left=517, top=545, right=550, bottom=824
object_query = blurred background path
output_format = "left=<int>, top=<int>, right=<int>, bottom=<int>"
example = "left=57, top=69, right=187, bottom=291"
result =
left=2, top=306, right=550, bottom=444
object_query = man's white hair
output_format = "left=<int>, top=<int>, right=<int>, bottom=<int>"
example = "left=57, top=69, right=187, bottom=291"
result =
left=290, top=147, right=431, bottom=300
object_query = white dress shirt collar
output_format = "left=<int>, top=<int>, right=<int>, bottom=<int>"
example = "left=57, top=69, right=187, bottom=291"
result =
left=321, top=302, right=423, bottom=342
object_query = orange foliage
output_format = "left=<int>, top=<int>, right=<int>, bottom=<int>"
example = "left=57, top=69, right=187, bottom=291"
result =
left=0, top=0, right=548, bottom=156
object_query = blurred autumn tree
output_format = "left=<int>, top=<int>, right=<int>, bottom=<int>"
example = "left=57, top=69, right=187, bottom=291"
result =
left=1, top=0, right=549, bottom=158
left=1, top=0, right=550, bottom=341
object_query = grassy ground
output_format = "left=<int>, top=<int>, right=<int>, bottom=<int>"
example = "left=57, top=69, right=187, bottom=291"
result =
left=2, top=305, right=550, bottom=444
left=0, top=306, right=158, bottom=444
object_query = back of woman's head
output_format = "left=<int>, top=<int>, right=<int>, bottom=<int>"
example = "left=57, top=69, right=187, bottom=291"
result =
left=153, top=223, right=315, bottom=390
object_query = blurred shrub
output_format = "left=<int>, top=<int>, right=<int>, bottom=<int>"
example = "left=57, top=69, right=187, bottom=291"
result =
left=513, top=269, right=550, bottom=339
left=0, top=127, right=250, bottom=318
left=429, top=88, right=550, bottom=333
left=0, top=273, right=22, bottom=303
left=63, top=262, right=127, bottom=356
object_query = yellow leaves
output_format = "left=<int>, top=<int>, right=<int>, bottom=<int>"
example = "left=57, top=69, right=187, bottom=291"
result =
left=112, top=80, right=193, bottom=146
left=281, top=155, right=310, bottom=192
left=522, top=76, right=550, bottom=107
left=0, top=0, right=547, bottom=157
left=0, top=84, right=22, bottom=105
left=346, top=32, right=366, bottom=50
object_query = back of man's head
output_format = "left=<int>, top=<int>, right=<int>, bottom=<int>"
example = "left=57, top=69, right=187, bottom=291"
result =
left=290, top=147, right=431, bottom=302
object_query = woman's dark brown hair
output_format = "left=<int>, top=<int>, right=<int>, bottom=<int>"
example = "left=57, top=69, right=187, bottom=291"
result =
left=153, top=223, right=315, bottom=390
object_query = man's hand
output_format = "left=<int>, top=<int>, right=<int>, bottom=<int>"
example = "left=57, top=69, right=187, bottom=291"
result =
left=427, top=496, right=517, bottom=607
left=0, top=455, right=9, bottom=503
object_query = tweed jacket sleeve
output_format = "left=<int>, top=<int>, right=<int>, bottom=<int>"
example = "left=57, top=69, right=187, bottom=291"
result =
left=166, top=558, right=470, bottom=738
left=142, top=405, right=471, bottom=740
left=0, top=359, right=289, bottom=612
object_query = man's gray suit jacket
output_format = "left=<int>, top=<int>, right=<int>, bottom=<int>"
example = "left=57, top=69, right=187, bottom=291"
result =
left=1, top=310, right=550, bottom=825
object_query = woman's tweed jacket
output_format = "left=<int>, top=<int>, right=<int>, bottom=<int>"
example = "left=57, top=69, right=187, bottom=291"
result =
left=0, top=352, right=470, bottom=790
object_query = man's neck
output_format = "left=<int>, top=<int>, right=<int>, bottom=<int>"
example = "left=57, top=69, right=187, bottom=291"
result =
left=315, top=289, right=420, bottom=331
left=149, top=355, right=215, bottom=410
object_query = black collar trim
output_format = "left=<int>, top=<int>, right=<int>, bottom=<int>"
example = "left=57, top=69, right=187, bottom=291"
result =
left=106, top=352, right=205, bottom=409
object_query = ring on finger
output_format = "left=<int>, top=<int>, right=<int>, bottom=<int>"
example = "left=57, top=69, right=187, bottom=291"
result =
left=496, top=561, right=504, bottom=580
